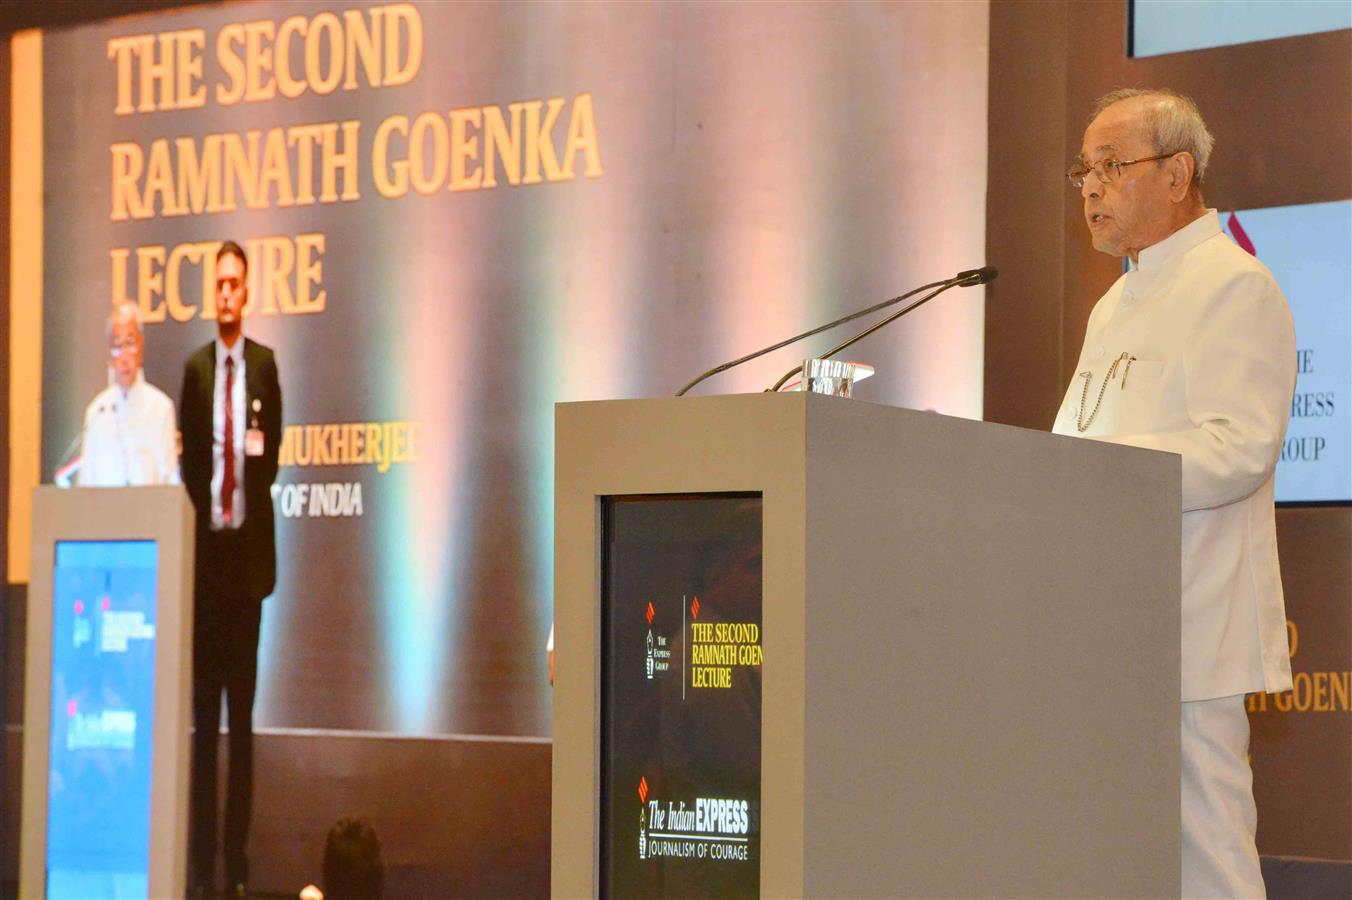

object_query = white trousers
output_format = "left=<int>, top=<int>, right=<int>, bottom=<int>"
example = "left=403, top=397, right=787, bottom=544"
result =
left=1181, top=694, right=1265, bottom=899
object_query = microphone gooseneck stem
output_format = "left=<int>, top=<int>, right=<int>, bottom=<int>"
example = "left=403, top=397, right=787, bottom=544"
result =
left=674, top=278, right=952, bottom=397
left=768, top=280, right=962, bottom=392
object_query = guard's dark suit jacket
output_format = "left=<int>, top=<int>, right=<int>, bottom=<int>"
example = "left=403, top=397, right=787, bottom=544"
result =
left=180, top=338, right=282, bottom=603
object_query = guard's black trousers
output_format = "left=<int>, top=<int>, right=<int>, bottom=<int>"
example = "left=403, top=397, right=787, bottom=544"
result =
left=189, top=527, right=261, bottom=889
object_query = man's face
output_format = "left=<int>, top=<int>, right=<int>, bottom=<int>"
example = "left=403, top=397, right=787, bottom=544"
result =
left=215, top=252, right=247, bottom=333
left=1078, top=100, right=1176, bottom=260
left=109, top=314, right=142, bottom=391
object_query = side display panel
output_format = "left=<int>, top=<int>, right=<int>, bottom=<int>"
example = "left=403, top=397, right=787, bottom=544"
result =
left=47, top=540, right=160, bottom=899
left=600, top=494, right=763, bottom=899
left=1223, top=201, right=1352, bottom=503
left=1130, top=0, right=1351, bottom=57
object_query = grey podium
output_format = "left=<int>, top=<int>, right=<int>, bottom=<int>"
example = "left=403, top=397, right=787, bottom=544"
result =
left=21, top=485, right=195, bottom=899
left=552, top=392, right=1182, bottom=899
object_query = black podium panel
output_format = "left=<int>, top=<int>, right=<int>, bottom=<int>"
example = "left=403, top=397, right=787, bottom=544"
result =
left=600, top=493, right=763, bottom=899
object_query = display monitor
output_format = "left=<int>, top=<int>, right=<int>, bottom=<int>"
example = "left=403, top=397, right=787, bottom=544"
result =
left=46, top=540, right=160, bottom=899
left=1222, top=201, right=1352, bottom=503
left=1130, top=0, right=1351, bottom=58
left=599, top=493, right=763, bottom=899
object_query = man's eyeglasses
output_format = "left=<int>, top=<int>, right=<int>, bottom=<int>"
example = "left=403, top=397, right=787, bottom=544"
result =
left=1066, top=152, right=1182, bottom=189
left=109, top=339, right=140, bottom=358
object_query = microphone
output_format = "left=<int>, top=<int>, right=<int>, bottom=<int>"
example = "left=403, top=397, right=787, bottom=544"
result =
left=767, top=266, right=998, bottom=393
left=675, top=267, right=997, bottom=397
left=955, top=266, right=998, bottom=286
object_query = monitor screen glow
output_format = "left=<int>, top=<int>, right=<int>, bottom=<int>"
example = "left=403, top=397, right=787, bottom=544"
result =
left=1131, top=0, right=1351, bottom=58
left=1222, top=201, right=1352, bottom=504
left=47, top=540, right=159, bottom=899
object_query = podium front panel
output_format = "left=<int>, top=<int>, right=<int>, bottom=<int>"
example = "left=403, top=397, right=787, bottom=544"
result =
left=44, top=540, right=162, bottom=897
left=598, top=493, right=763, bottom=899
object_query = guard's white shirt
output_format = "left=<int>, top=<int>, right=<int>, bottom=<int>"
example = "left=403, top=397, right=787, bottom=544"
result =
left=211, top=336, right=247, bottom=530
left=1052, top=210, right=1295, bottom=702
left=77, top=370, right=179, bottom=487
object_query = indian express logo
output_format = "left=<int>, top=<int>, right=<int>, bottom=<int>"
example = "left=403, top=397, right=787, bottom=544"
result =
left=638, top=776, right=650, bottom=859
left=640, top=791, right=753, bottom=862
left=642, top=601, right=673, bottom=680
left=645, top=600, right=656, bottom=679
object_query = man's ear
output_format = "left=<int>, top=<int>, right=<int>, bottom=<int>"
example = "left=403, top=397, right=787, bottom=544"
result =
left=1169, top=152, right=1196, bottom=203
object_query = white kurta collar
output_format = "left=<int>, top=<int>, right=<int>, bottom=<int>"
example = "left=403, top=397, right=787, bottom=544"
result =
left=1132, top=209, right=1221, bottom=275
left=111, top=368, right=147, bottom=404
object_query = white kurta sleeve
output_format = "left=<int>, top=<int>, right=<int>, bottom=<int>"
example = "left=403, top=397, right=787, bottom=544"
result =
left=1097, top=268, right=1295, bottom=512
left=75, top=404, right=94, bottom=486
left=160, top=395, right=181, bottom=485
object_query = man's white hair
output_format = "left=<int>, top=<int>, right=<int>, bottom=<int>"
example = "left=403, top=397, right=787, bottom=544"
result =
left=1091, top=88, right=1214, bottom=185
left=105, top=299, right=143, bottom=339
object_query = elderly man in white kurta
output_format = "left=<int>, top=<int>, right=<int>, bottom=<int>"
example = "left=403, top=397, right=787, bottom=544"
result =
left=1052, top=90, right=1294, bottom=898
left=77, top=300, right=179, bottom=487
